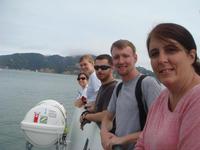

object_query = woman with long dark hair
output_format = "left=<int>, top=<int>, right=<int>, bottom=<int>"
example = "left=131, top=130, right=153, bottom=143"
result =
left=136, top=23, right=200, bottom=150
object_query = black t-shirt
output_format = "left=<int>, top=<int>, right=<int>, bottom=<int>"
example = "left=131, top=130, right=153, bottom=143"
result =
left=95, top=80, right=118, bottom=113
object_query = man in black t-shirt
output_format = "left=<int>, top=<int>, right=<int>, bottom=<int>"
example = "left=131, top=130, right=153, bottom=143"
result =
left=80, top=54, right=117, bottom=129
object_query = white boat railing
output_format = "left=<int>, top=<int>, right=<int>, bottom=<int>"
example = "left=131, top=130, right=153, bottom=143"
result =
left=67, top=107, right=103, bottom=150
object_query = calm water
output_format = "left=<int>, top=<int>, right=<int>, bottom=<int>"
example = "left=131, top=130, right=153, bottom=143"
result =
left=0, top=69, right=79, bottom=150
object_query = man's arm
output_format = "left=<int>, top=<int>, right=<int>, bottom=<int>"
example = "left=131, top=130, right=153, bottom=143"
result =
left=100, top=111, right=141, bottom=149
left=80, top=110, right=107, bottom=122
left=101, top=110, right=114, bottom=132
left=100, top=129, right=141, bottom=150
left=110, top=131, right=141, bottom=145
left=100, top=111, right=115, bottom=149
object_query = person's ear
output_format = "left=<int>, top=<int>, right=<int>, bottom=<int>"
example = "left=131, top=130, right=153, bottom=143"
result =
left=189, top=49, right=196, bottom=64
left=134, top=53, right=137, bottom=63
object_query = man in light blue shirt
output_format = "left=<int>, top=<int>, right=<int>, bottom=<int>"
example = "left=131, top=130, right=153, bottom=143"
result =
left=79, top=54, right=101, bottom=109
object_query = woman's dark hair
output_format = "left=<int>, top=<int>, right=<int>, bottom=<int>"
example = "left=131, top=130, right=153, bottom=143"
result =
left=77, top=72, right=89, bottom=80
left=147, top=23, right=200, bottom=75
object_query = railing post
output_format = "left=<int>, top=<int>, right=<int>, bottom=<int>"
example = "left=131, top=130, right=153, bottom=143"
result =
left=26, top=141, right=33, bottom=150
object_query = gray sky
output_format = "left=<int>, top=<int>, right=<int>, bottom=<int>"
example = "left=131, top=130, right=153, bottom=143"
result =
left=0, top=0, right=199, bottom=69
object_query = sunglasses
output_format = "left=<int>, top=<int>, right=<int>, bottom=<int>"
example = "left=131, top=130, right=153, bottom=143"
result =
left=77, top=77, right=87, bottom=81
left=94, top=65, right=111, bottom=71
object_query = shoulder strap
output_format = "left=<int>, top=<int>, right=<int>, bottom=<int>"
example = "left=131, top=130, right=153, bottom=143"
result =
left=116, top=82, right=123, bottom=97
left=136, top=75, right=147, bottom=130
left=115, top=75, right=148, bottom=130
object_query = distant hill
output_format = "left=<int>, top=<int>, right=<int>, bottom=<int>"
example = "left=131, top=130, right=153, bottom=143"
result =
left=0, top=53, right=81, bottom=74
left=0, top=53, right=155, bottom=76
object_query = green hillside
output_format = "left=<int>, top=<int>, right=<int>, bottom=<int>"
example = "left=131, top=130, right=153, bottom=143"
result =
left=0, top=53, right=154, bottom=76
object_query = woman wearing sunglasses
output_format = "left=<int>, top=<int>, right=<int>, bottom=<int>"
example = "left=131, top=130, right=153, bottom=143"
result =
left=74, top=72, right=89, bottom=107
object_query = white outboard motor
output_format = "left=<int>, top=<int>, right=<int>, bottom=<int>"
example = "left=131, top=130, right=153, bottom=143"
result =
left=21, top=99, right=67, bottom=150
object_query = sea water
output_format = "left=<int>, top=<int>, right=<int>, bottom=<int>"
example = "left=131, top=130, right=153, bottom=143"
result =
left=0, top=69, right=79, bottom=150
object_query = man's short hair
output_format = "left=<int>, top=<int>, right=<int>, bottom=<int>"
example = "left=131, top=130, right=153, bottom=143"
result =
left=110, top=39, right=136, bottom=53
left=95, top=54, right=113, bottom=65
left=79, top=54, right=94, bottom=65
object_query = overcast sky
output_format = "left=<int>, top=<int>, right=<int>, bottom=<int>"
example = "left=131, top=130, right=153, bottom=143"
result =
left=0, top=0, right=199, bottom=69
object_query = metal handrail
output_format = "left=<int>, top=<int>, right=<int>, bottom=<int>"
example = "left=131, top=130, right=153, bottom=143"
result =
left=112, top=145, right=123, bottom=150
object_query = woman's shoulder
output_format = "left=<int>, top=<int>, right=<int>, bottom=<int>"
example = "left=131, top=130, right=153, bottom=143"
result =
left=182, top=83, right=200, bottom=104
left=191, top=83, right=200, bottom=93
left=150, top=89, right=169, bottom=107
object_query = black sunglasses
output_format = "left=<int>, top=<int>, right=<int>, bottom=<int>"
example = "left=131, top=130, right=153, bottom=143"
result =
left=94, top=65, right=111, bottom=71
left=77, top=77, right=87, bottom=81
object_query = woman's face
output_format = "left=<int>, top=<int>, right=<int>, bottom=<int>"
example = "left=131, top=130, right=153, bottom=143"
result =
left=77, top=74, right=88, bottom=88
left=148, top=37, right=195, bottom=88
